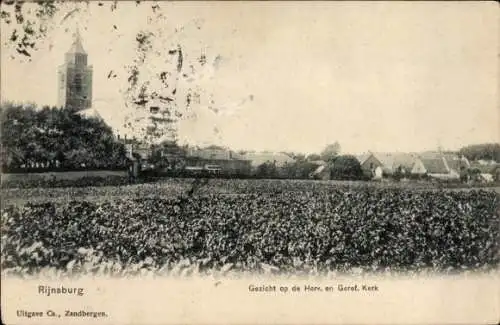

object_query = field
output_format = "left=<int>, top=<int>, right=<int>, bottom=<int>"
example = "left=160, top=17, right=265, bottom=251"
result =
left=1, top=178, right=499, bottom=278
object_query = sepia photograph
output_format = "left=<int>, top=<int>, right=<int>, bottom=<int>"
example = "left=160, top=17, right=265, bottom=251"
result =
left=1, top=1, right=499, bottom=324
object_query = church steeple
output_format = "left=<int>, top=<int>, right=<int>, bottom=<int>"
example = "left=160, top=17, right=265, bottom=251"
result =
left=64, top=28, right=88, bottom=66
left=58, top=28, right=93, bottom=111
left=68, top=28, right=86, bottom=54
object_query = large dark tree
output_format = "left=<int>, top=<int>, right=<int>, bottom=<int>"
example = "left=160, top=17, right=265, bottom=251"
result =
left=1, top=102, right=127, bottom=171
left=281, top=161, right=318, bottom=179
left=255, top=162, right=278, bottom=179
left=329, top=155, right=363, bottom=180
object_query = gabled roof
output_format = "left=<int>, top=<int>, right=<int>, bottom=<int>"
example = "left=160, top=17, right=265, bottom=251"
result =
left=358, top=152, right=416, bottom=173
left=418, top=152, right=471, bottom=172
left=419, top=151, right=459, bottom=161
left=243, top=152, right=296, bottom=167
left=372, top=152, right=417, bottom=171
left=420, top=157, right=449, bottom=174
left=356, top=153, right=372, bottom=165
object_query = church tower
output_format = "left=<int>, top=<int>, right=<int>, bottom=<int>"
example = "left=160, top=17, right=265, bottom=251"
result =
left=57, top=29, right=93, bottom=111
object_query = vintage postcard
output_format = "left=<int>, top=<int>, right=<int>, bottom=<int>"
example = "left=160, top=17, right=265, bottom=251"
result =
left=1, top=1, right=499, bottom=324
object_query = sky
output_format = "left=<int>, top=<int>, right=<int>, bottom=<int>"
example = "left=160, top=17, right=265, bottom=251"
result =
left=1, top=1, right=498, bottom=155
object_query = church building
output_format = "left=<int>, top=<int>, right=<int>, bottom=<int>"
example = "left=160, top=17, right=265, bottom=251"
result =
left=57, top=29, right=93, bottom=112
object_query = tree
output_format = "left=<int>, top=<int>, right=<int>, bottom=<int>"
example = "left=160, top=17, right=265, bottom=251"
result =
left=320, top=142, right=341, bottom=162
left=329, top=155, right=363, bottom=180
left=255, top=162, right=277, bottom=179
left=458, top=143, right=500, bottom=162
left=279, top=160, right=318, bottom=179
left=0, top=0, right=58, bottom=59
left=150, top=140, right=187, bottom=169
left=0, top=102, right=127, bottom=170
left=392, top=166, right=404, bottom=182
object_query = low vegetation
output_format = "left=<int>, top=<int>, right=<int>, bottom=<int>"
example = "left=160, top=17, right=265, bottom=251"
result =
left=2, top=180, right=498, bottom=278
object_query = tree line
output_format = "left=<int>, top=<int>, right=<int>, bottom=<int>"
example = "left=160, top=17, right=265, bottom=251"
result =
left=2, top=102, right=497, bottom=180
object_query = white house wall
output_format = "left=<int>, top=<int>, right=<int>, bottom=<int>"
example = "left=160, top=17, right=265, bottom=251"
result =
left=373, top=166, right=383, bottom=180
left=411, top=159, right=426, bottom=175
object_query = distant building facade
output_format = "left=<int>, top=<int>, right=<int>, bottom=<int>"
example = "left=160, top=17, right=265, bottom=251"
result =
left=57, top=30, right=93, bottom=112
left=186, top=147, right=251, bottom=176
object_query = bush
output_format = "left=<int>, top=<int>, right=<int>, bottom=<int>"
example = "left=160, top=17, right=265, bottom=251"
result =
left=330, top=155, right=364, bottom=180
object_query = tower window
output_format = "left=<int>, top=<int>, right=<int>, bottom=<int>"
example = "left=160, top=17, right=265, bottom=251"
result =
left=74, top=74, right=82, bottom=92
left=75, top=54, right=87, bottom=66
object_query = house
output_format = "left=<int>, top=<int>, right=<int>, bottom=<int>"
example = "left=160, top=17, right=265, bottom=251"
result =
left=420, top=152, right=470, bottom=176
left=468, top=163, right=500, bottom=182
left=186, top=147, right=251, bottom=176
left=356, top=152, right=417, bottom=179
left=477, top=173, right=494, bottom=183
left=356, top=153, right=382, bottom=178
left=411, top=157, right=460, bottom=180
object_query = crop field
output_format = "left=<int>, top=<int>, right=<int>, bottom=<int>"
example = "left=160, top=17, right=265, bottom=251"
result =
left=3, top=178, right=499, bottom=205
left=1, top=179, right=499, bottom=277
